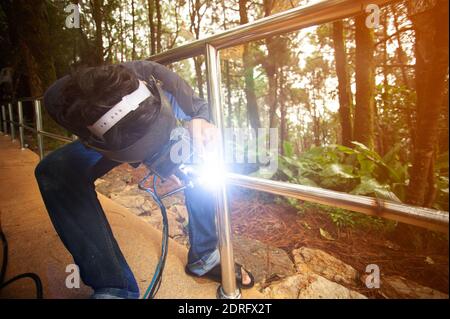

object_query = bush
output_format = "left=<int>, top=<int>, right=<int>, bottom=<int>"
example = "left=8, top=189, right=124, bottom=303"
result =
left=278, top=141, right=449, bottom=228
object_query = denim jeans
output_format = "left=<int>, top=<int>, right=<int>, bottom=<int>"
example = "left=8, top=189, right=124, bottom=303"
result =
left=34, top=141, right=219, bottom=299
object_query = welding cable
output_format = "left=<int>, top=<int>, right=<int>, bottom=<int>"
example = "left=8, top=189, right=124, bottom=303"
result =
left=138, top=173, right=169, bottom=299
left=0, top=231, right=43, bottom=299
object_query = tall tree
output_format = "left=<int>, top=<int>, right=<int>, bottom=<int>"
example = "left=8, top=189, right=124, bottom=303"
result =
left=263, top=0, right=278, bottom=129
left=155, top=0, right=162, bottom=53
left=239, top=0, right=261, bottom=130
left=119, top=4, right=124, bottom=61
left=91, top=0, right=104, bottom=65
left=354, top=13, right=375, bottom=149
left=189, top=0, right=208, bottom=98
left=407, top=0, right=449, bottom=207
left=332, top=21, right=353, bottom=147
left=147, top=0, right=156, bottom=55
left=1, top=0, right=56, bottom=97
left=131, top=0, right=136, bottom=59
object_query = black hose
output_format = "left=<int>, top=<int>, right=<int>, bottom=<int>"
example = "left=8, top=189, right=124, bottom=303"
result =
left=0, top=231, right=43, bottom=299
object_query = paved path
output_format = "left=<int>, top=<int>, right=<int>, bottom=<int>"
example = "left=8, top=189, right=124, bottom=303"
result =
left=0, top=134, right=263, bottom=299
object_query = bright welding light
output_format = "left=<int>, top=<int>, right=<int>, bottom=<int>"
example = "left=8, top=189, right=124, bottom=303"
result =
left=195, top=150, right=226, bottom=188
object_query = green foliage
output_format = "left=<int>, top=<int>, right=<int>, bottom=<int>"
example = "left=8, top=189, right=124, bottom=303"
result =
left=280, top=141, right=406, bottom=201
left=278, top=141, right=447, bottom=229
left=296, top=201, right=395, bottom=231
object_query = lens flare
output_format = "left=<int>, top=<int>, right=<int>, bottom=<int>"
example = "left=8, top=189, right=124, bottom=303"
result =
left=196, top=155, right=226, bottom=187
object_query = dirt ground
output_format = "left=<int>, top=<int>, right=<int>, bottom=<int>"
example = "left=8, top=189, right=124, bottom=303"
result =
left=120, top=164, right=449, bottom=298
left=230, top=191, right=449, bottom=298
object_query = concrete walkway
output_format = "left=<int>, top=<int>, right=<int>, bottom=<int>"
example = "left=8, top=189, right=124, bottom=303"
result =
left=0, top=135, right=263, bottom=299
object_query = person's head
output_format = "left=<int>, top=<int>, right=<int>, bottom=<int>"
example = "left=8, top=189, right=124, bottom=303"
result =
left=61, top=64, right=160, bottom=150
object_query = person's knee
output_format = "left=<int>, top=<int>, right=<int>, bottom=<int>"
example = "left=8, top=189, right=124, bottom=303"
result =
left=34, top=153, right=71, bottom=187
left=34, top=157, right=59, bottom=190
left=35, top=158, right=50, bottom=181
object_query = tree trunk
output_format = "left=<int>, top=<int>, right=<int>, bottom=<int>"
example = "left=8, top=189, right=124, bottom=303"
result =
left=91, top=0, right=104, bottom=65
left=354, top=14, right=375, bottom=149
left=406, top=0, right=449, bottom=207
left=239, top=0, right=261, bottom=130
left=332, top=21, right=353, bottom=147
left=391, top=6, right=411, bottom=89
left=3, top=0, right=56, bottom=96
left=148, top=0, right=156, bottom=55
left=225, top=60, right=232, bottom=127
left=156, top=0, right=162, bottom=53
left=119, top=4, right=124, bottom=61
left=131, top=0, right=136, bottom=59
left=263, top=0, right=278, bottom=129
left=194, top=57, right=204, bottom=99
left=2, top=0, right=61, bottom=136
left=189, top=0, right=205, bottom=98
left=279, top=70, right=287, bottom=153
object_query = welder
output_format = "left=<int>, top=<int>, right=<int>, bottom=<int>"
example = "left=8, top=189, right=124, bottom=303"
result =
left=34, top=60, right=254, bottom=299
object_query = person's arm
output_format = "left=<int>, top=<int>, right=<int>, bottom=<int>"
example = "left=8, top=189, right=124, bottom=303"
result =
left=122, top=60, right=210, bottom=122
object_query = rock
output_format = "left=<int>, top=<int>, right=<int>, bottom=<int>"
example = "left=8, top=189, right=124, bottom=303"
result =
left=380, top=275, right=448, bottom=299
left=168, top=216, right=185, bottom=238
left=142, top=200, right=158, bottom=212
left=106, top=180, right=128, bottom=194
left=94, top=178, right=106, bottom=186
left=292, top=247, right=359, bottom=286
left=261, top=272, right=367, bottom=299
left=232, top=235, right=295, bottom=283
left=94, top=179, right=112, bottom=195
left=170, top=205, right=189, bottom=222
left=110, top=194, right=145, bottom=210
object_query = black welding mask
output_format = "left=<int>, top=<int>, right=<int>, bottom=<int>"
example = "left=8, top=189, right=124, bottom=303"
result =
left=81, top=77, right=181, bottom=179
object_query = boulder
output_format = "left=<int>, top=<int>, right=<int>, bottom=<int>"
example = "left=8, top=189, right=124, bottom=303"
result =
left=261, top=272, right=367, bottom=299
left=232, top=235, right=295, bottom=283
left=292, top=247, right=359, bottom=286
left=379, top=275, right=448, bottom=299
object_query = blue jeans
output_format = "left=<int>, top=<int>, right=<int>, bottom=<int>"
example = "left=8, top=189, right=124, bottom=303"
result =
left=34, top=141, right=219, bottom=299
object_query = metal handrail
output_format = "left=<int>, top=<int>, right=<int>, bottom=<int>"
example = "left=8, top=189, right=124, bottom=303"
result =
left=0, top=99, right=76, bottom=157
left=227, top=174, right=449, bottom=233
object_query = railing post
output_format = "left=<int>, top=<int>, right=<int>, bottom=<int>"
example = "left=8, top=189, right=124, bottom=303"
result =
left=205, top=43, right=240, bottom=299
left=17, top=101, right=26, bottom=149
left=8, top=103, right=15, bottom=141
left=1, top=104, right=8, bottom=135
left=34, top=99, right=44, bottom=159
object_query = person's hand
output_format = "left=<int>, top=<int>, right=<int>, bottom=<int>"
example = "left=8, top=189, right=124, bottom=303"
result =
left=187, top=118, right=218, bottom=159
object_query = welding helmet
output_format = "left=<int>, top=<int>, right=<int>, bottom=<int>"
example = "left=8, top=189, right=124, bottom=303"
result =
left=81, top=76, right=179, bottom=175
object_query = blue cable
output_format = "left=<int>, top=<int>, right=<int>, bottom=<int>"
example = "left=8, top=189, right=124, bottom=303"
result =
left=139, top=173, right=169, bottom=299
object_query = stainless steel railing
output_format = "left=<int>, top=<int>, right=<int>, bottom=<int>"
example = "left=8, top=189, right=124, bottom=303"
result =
left=0, top=0, right=447, bottom=299
left=0, top=99, right=76, bottom=158
left=146, top=0, right=447, bottom=298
